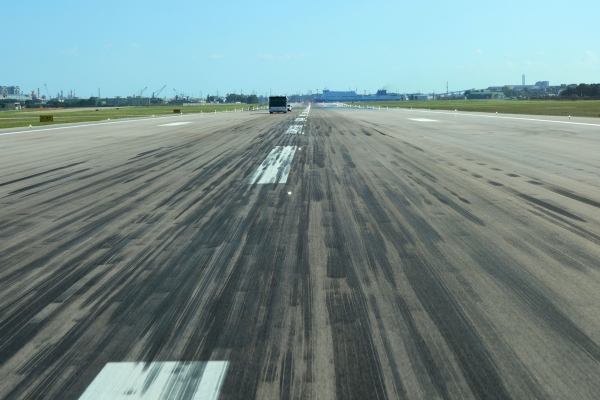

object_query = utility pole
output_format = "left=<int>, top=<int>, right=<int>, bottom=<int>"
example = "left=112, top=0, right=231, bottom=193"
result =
left=446, top=81, right=449, bottom=100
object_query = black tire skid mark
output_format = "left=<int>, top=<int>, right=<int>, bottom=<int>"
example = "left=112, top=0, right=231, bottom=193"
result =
left=0, top=161, right=87, bottom=188
left=0, top=113, right=295, bottom=398
left=328, top=109, right=600, bottom=385
left=318, top=110, right=546, bottom=399
left=311, top=111, right=391, bottom=398
left=341, top=165, right=508, bottom=399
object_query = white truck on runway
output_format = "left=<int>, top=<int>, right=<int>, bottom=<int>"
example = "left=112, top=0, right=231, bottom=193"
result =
left=269, top=96, right=288, bottom=113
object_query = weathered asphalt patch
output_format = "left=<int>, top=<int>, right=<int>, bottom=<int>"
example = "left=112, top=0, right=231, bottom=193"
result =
left=79, top=361, right=229, bottom=400
left=248, top=146, right=297, bottom=184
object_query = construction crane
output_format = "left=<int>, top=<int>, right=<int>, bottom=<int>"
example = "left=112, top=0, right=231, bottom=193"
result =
left=152, top=85, right=166, bottom=99
left=44, top=83, right=51, bottom=100
left=173, top=88, right=180, bottom=100
left=136, top=87, right=147, bottom=97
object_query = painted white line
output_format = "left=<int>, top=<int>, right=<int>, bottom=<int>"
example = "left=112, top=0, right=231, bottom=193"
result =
left=286, top=125, right=303, bottom=135
left=408, top=118, right=437, bottom=122
left=0, top=115, right=192, bottom=137
left=158, top=122, right=192, bottom=126
left=395, top=108, right=600, bottom=127
left=79, top=361, right=228, bottom=400
left=447, top=112, right=600, bottom=127
left=248, top=146, right=297, bottom=184
left=295, top=117, right=306, bottom=122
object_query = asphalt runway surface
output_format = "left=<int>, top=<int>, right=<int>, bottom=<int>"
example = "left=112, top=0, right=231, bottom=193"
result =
left=1, top=105, right=600, bottom=399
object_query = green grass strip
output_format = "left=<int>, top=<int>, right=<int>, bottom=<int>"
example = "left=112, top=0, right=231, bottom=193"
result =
left=0, top=104, right=265, bottom=130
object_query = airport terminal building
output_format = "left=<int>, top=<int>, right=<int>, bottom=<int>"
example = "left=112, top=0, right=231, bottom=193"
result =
left=315, top=89, right=407, bottom=102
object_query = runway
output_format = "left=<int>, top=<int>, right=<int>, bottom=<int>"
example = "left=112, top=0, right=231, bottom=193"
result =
left=1, top=105, right=600, bottom=399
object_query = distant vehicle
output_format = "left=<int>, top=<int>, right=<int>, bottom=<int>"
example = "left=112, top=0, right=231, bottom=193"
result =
left=269, top=96, right=288, bottom=113
left=286, top=104, right=292, bottom=111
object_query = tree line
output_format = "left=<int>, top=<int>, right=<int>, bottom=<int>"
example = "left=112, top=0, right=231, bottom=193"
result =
left=206, top=93, right=259, bottom=104
left=225, top=93, right=259, bottom=104
left=560, top=83, right=600, bottom=97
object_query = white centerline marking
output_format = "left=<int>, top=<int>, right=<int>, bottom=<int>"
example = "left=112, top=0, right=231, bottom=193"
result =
left=286, top=125, right=303, bottom=135
left=79, top=361, right=229, bottom=400
left=158, top=122, right=192, bottom=126
left=408, top=118, right=437, bottom=122
left=248, top=146, right=297, bottom=184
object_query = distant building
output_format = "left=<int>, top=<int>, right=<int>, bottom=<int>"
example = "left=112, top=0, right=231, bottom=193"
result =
left=488, top=79, right=555, bottom=93
left=3, top=102, right=22, bottom=110
left=0, top=86, right=21, bottom=96
left=411, top=94, right=433, bottom=101
left=130, top=97, right=151, bottom=106
left=96, top=98, right=128, bottom=107
left=511, top=85, right=539, bottom=91
left=467, top=91, right=505, bottom=100
left=315, top=89, right=407, bottom=102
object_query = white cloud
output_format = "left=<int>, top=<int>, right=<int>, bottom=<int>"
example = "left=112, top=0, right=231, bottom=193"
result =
left=584, top=51, right=598, bottom=61
left=257, top=54, right=274, bottom=61
left=211, top=54, right=225, bottom=59
left=476, top=48, right=483, bottom=55
left=257, top=53, right=308, bottom=61
left=128, top=43, right=140, bottom=49
left=61, top=46, right=78, bottom=56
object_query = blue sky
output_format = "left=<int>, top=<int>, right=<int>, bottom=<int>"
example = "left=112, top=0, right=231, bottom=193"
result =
left=4, top=0, right=599, bottom=98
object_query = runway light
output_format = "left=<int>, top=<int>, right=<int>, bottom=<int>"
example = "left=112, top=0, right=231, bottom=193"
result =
left=288, top=191, right=292, bottom=195
left=29, top=125, right=32, bottom=129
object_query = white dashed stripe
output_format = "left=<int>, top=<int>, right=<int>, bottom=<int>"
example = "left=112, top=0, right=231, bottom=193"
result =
left=158, top=122, right=192, bottom=126
left=79, top=361, right=229, bottom=400
left=286, top=125, right=303, bottom=135
left=248, top=146, right=297, bottom=184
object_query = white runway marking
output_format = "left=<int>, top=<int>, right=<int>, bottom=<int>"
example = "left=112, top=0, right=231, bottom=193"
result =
left=158, top=122, right=191, bottom=126
left=408, top=118, right=437, bottom=122
left=286, top=125, right=303, bottom=134
left=397, top=108, right=600, bottom=127
left=248, top=146, right=297, bottom=184
left=79, top=361, right=229, bottom=400
left=295, top=117, right=306, bottom=122
left=0, top=116, right=182, bottom=137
